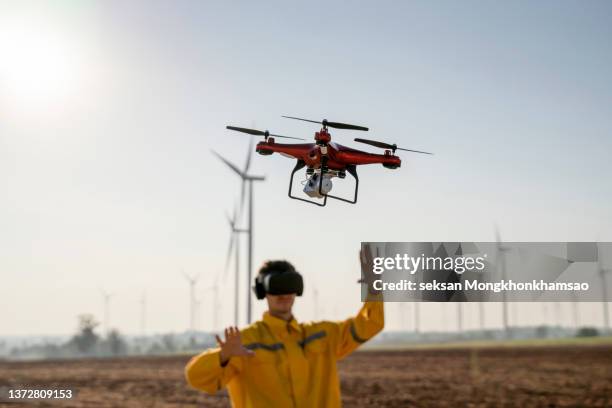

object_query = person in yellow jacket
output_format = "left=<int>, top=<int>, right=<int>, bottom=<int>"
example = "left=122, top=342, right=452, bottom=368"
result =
left=185, top=247, right=384, bottom=407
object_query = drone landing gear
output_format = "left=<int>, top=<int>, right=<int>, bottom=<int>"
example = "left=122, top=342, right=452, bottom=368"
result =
left=288, top=160, right=359, bottom=207
left=288, top=160, right=327, bottom=207
left=324, top=164, right=359, bottom=204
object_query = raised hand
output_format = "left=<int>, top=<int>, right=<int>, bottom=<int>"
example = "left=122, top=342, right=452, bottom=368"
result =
left=216, top=326, right=255, bottom=364
left=359, top=243, right=381, bottom=297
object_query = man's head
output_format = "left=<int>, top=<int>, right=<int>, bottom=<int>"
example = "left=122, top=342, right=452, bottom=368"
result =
left=253, top=260, right=303, bottom=316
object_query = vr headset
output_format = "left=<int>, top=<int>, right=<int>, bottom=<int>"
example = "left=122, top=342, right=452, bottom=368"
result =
left=253, top=270, right=304, bottom=300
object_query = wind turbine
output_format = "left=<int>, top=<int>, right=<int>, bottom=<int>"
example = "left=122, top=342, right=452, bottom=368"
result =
left=495, top=227, right=511, bottom=338
left=571, top=291, right=580, bottom=330
left=213, top=140, right=265, bottom=324
left=554, top=302, right=561, bottom=328
left=100, top=289, right=113, bottom=336
left=597, top=243, right=610, bottom=332
left=140, top=291, right=146, bottom=337
left=183, top=271, right=200, bottom=332
left=225, top=203, right=248, bottom=326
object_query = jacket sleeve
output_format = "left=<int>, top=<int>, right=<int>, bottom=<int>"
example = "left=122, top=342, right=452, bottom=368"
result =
left=330, top=300, right=384, bottom=360
left=185, top=347, right=243, bottom=394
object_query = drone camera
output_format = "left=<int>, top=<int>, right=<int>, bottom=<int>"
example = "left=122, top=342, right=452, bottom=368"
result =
left=304, top=173, right=333, bottom=198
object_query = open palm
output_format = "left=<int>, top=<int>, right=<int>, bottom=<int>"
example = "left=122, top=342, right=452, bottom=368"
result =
left=216, top=326, right=255, bottom=363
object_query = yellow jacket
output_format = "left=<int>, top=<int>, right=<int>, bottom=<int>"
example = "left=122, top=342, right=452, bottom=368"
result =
left=185, top=301, right=384, bottom=407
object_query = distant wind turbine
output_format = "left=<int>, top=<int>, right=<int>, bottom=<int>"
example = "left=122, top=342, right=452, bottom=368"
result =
left=213, top=140, right=265, bottom=324
left=100, top=289, right=113, bottom=336
left=183, top=270, right=200, bottom=332
left=140, top=291, right=146, bottom=337
left=598, top=243, right=611, bottom=332
left=225, top=203, right=248, bottom=326
left=495, top=227, right=511, bottom=338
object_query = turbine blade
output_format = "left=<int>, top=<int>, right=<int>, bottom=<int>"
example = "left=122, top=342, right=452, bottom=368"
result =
left=224, top=232, right=235, bottom=274
left=239, top=179, right=246, bottom=216
left=244, top=138, right=253, bottom=173
left=233, top=201, right=239, bottom=226
left=211, top=150, right=244, bottom=178
left=225, top=210, right=234, bottom=228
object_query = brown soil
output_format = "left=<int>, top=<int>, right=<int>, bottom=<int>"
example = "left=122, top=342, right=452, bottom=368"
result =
left=1, top=345, right=611, bottom=407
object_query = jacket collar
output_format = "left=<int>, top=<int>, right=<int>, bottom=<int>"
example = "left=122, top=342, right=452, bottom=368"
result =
left=263, top=311, right=301, bottom=335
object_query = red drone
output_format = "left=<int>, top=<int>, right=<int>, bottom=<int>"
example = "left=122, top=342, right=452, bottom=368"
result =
left=226, top=116, right=433, bottom=206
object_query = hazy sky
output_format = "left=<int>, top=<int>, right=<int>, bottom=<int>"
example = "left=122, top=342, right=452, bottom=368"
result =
left=1, top=0, right=611, bottom=336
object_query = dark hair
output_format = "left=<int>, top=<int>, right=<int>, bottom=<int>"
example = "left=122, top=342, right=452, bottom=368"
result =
left=258, top=260, right=296, bottom=277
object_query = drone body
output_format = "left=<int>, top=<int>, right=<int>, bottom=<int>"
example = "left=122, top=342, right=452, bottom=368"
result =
left=226, top=117, right=431, bottom=206
left=255, top=128, right=401, bottom=170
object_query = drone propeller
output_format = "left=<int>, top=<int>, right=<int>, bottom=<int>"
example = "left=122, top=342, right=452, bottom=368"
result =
left=282, top=116, right=368, bottom=131
left=226, top=126, right=304, bottom=140
left=354, top=138, right=433, bottom=155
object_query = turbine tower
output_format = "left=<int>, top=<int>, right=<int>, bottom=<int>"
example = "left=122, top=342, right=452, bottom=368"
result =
left=225, top=203, right=248, bottom=325
left=495, top=227, right=510, bottom=338
left=213, top=140, right=265, bottom=324
left=183, top=271, right=200, bottom=332
left=595, top=243, right=610, bottom=333
left=571, top=292, right=579, bottom=330
left=140, top=291, right=146, bottom=337
left=100, top=289, right=113, bottom=336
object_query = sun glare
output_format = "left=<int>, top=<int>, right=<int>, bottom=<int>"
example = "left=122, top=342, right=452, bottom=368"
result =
left=0, top=18, right=81, bottom=108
